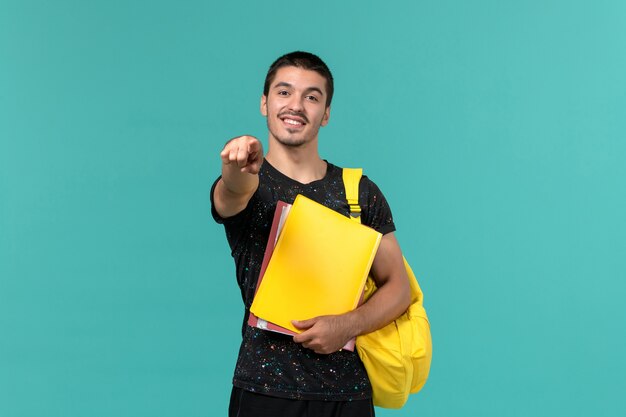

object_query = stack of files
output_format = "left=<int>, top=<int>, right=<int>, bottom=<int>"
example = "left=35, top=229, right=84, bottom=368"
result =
left=248, top=194, right=382, bottom=351
left=248, top=201, right=294, bottom=336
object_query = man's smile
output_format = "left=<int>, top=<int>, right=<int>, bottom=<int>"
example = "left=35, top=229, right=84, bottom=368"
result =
left=283, top=118, right=304, bottom=126
left=279, top=112, right=308, bottom=128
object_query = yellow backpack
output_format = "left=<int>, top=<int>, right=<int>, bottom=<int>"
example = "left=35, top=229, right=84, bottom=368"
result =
left=343, top=168, right=433, bottom=409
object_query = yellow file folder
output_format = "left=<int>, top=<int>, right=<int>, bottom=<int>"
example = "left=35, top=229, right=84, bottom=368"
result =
left=250, top=194, right=382, bottom=334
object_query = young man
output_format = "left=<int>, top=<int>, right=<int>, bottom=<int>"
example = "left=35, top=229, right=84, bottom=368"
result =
left=211, top=51, right=411, bottom=417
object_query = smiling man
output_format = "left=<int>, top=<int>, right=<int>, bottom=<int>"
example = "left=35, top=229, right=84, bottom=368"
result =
left=211, top=51, right=411, bottom=417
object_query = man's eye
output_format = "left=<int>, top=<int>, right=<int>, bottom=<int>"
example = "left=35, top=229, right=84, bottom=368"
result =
left=278, top=90, right=289, bottom=96
left=306, top=95, right=319, bottom=101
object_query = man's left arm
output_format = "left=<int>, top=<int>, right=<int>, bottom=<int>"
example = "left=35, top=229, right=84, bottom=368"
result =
left=292, top=232, right=411, bottom=354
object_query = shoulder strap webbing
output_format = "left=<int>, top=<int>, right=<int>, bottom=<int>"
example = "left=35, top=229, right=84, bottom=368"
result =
left=342, top=168, right=363, bottom=221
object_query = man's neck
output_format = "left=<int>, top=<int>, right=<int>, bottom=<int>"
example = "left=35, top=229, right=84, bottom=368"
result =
left=265, top=141, right=327, bottom=184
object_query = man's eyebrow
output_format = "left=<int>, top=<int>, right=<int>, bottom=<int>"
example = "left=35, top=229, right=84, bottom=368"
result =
left=304, top=86, right=324, bottom=97
left=273, top=82, right=325, bottom=97
left=274, top=82, right=293, bottom=89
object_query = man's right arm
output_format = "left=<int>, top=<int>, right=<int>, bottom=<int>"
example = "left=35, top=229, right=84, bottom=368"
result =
left=213, top=136, right=264, bottom=219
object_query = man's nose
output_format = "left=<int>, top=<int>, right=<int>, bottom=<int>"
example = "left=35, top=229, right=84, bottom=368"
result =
left=286, top=94, right=304, bottom=111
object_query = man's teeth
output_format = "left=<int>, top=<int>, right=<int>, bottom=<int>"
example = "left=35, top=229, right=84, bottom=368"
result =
left=284, top=119, right=303, bottom=125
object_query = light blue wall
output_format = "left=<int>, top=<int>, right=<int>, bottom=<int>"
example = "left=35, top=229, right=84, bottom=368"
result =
left=2, top=1, right=625, bottom=416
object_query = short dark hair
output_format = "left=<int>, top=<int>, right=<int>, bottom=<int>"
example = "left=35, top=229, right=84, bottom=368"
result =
left=263, top=51, right=334, bottom=107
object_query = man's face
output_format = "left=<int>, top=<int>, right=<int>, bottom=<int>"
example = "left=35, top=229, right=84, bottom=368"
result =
left=261, top=66, right=330, bottom=148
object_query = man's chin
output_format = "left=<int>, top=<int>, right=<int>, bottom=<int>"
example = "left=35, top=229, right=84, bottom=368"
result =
left=272, top=131, right=310, bottom=147
left=275, top=137, right=308, bottom=148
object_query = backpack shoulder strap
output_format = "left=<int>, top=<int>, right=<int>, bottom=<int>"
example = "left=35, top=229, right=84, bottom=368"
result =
left=342, top=168, right=363, bottom=221
left=343, top=167, right=425, bottom=306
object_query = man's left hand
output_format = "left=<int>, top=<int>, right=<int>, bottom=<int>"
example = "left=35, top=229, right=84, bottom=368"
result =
left=292, top=315, right=356, bottom=354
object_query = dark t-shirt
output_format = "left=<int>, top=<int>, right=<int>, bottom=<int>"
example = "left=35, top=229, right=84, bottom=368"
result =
left=211, top=159, right=395, bottom=401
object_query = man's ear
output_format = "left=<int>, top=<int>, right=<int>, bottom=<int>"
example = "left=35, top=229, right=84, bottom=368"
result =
left=260, top=95, right=267, bottom=116
left=321, top=106, right=331, bottom=126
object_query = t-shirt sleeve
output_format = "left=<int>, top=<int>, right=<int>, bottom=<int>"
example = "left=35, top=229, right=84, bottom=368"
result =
left=210, top=176, right=256, bottom=224
left=359, top=176, right=396, bottom=236
left=210, top=176, right=226, bottom=224
left=210, top=176, right=258, bottom=252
